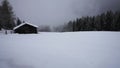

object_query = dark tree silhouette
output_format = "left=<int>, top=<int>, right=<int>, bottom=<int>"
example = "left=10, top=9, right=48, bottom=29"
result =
left=0, top=0, right=15, bottom=30
left=16, top=18, right=22, bottom=26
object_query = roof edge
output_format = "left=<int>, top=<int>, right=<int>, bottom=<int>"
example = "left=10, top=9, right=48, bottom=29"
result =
left=13, top=22, right=38, bottom=30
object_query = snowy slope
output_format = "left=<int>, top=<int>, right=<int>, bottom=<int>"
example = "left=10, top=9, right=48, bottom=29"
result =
left=0, top=32, right=120, bottom=68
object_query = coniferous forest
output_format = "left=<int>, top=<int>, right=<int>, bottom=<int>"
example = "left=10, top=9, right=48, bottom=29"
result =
left=55, top=11, right=120, bottom=32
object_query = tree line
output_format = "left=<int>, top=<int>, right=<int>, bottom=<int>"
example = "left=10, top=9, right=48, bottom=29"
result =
left=55, top=11, right=120, bottom=32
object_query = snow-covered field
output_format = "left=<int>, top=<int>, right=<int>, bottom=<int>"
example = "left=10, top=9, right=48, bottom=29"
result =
left=0, top=32, right=120, bottom=68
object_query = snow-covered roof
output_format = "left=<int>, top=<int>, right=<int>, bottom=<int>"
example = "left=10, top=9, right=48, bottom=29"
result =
left=13, top=22, right=38, bottom=30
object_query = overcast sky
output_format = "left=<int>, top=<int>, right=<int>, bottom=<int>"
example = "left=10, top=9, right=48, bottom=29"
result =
left=8, top=0, right=120, bottom=26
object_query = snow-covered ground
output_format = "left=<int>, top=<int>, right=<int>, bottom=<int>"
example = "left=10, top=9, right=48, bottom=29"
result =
left=0, top=32, right=120, bottom=68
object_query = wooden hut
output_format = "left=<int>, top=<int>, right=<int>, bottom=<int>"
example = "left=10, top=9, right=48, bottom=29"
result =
left=13, top=22, right=38, bottom=34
